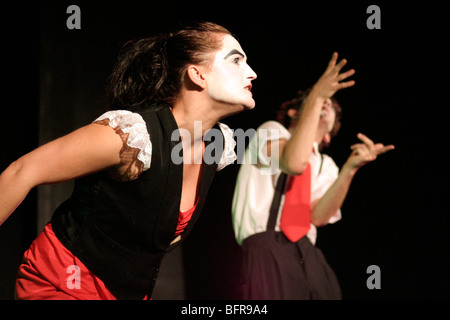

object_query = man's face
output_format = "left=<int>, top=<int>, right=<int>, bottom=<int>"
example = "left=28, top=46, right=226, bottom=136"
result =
left=319, top=98, right=336, bottom=133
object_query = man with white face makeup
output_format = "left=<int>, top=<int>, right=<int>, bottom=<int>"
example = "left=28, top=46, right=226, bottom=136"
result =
left=232, top=53, right=394, bottom=299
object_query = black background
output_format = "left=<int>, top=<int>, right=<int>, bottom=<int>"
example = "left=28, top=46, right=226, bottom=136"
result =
left=1, top=0, right=449, bottom=300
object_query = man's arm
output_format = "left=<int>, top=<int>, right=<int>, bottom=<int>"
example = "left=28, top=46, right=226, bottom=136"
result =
left=310, top=133, right=395, bottom=226
left=267, top=52, right=355, bottom=175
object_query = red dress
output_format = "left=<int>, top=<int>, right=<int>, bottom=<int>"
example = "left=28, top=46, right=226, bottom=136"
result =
left=15, top=203, right=197, bottom=300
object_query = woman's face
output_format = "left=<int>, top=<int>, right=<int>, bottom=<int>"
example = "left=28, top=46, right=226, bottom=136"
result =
left=205, top=35, right=257, bottom=110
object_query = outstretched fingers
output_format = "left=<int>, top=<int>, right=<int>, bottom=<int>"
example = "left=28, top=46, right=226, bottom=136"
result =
left=352, top=133, right=395, bottom=157
left=337, top=68, right=356, bottom=82
left=325, top=52, right=348, bottom=75
left=338, top=79, right=356, bottom=89
left=325, top=52, right=356, bottom=89
left=315, top=52, right=355, bottom=99
left=333, top=57, right=348, bottom=74
left=376, top=144, right=395, bottom=155
left=357, top=133, right=375, bottom=149
left=325, top=52, right=339, bottom=73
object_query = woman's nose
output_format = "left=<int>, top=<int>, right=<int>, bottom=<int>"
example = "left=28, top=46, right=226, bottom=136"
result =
left=246, top=64, right=257, bottom=80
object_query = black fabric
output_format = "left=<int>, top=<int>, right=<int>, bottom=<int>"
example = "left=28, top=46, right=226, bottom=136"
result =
left=241, top=173, right=342, bottom=300
left=241, top=232, right=341, bottom=300
left=52, top=105, right=219, bottom=299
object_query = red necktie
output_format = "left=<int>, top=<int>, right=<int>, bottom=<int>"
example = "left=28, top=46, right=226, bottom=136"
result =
left=280, top=162, right=311, bottom=242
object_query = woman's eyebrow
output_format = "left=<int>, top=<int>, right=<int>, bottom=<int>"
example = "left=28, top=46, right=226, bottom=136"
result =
left=224, top=49, right=245, bottom=60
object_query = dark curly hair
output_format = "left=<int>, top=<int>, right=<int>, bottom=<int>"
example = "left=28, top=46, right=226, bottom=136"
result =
left=276, top=89, right=342, bottom=151
left=107, top=22, right=231, bottom=110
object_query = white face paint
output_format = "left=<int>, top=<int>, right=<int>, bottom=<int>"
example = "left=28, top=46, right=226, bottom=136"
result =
left=205, top=35, right=257, bottom=109
left=319, top=98, right=336, bottom=133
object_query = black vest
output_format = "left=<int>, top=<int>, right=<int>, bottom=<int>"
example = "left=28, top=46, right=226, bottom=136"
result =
left=51, top=106, right=220, bottom=299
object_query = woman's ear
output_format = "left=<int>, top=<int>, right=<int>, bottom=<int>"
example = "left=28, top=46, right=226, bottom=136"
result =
left=186, top=65, right=207, bottom=89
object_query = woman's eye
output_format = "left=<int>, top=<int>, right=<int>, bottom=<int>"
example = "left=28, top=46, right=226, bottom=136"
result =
left=233, top=57, right=240, bottom=64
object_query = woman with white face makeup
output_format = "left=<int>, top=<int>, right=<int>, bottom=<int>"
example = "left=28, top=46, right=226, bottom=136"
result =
left=0, top=22, right=256, bottom=300
left=204, top=35, right=257, bottom=113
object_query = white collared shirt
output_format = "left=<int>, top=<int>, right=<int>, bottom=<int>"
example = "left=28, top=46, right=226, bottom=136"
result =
left=232, top=121, right=341, bottom=245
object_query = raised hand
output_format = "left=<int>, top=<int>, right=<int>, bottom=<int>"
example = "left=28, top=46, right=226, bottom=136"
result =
left=312, top=52, right=356, bottom=99
left=345, top=133, right=395, bottom=171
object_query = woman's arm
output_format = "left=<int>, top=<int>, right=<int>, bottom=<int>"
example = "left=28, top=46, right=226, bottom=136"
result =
left=0, top=123, right=123, bottom=225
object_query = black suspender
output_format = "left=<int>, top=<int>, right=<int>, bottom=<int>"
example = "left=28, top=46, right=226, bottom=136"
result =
left=266, top=172, right=288, bottom=231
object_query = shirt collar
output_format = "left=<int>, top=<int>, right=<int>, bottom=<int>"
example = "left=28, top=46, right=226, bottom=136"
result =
left=312, top=141, right=320, bottom=155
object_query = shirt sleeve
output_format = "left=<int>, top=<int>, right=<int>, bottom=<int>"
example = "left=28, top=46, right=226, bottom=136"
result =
left=93, top=110, right=152, bottom=180
left=248, top=121, right=291, bottom=167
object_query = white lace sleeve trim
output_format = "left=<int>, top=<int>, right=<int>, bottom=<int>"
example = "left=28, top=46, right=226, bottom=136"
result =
left=95, top=110, right=152, bottom=171
left=217, top=122, right=237, bottom=171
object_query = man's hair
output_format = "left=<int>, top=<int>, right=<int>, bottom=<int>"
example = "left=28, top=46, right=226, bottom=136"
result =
left=276, top=89, right=342, bottom=150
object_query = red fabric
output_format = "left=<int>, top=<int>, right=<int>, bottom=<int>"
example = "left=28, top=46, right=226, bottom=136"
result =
left=15, top=223, right=118, bottom=300
left=16, top=204, right=196, bottom=300
left=279, top=163, right=311, bottom=242
left=174, top=201, right=197, bottom=237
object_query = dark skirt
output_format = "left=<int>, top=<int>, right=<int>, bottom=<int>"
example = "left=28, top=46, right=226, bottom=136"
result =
left=241, top=231, right=342, bottom=300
